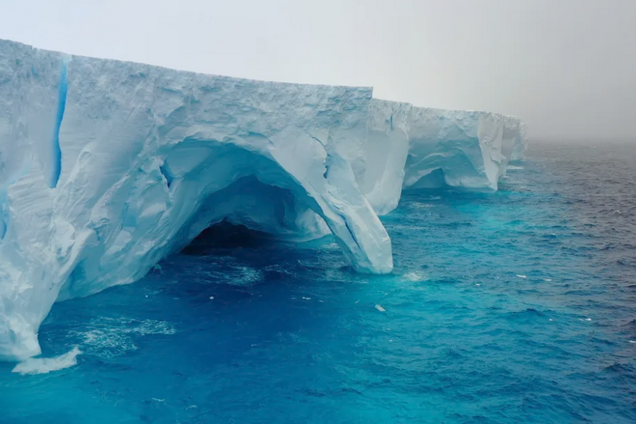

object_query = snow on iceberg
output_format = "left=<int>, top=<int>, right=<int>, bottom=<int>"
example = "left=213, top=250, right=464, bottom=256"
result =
left=0, top=40, right=527, bottom=361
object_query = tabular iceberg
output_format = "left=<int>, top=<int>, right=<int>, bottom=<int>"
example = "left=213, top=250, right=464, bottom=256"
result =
left=362, top=100, right=528, bottom=215
left=0, top=40, right=527, bottom=361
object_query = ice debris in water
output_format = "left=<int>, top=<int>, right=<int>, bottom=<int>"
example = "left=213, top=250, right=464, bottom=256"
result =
left=12, top=346, right=81, bottom=375
left=0, top=39, right=527, bottom=361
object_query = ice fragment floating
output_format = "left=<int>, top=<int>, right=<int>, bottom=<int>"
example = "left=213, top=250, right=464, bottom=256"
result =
left=11, top=346, right=81, bottom=375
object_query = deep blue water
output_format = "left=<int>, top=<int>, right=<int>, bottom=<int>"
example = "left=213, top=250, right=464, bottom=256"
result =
left=1, top=142, right=635, bottom=423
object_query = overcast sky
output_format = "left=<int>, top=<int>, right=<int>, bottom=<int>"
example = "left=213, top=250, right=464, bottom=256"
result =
left=1, top=0, right=634, bottom=140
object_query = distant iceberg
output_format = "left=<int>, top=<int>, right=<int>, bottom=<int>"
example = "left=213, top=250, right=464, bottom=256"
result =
left=0, top=39, right=527, bottom=361
left=363, top=100, right=527, bottom=214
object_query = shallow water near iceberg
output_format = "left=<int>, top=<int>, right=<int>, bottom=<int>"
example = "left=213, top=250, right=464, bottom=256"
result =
left=1, top=142, right=635, bottom=423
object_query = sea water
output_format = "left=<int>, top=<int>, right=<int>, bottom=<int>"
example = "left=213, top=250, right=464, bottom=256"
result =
left=1, top=141, right=635, bottom=423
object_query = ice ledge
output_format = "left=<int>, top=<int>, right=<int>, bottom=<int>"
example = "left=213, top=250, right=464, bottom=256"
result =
left=0, top=39, right=526, bottom=361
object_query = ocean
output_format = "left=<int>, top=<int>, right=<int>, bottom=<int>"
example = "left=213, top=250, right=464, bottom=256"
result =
left=1, top=141, right=635, bottom=423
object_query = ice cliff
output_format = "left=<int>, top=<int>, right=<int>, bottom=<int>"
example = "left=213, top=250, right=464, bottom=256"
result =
left=362, top=100, right=528, bottom=215
left=0, top=40, right=527, bottom=360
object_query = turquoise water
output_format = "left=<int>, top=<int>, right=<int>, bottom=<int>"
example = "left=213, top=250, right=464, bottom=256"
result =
left=1, top=142, right=635, bottom=423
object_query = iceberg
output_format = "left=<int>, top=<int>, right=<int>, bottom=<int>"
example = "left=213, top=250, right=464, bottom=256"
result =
left=362, top=100, right=528, bottom=214
left=0, top=39, right=527, bottom=361
left=510, top=122, right=528, bottom=163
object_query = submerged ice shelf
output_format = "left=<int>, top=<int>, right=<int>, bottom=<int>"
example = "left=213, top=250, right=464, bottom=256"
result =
left=0, top=39, right=527, bottom=361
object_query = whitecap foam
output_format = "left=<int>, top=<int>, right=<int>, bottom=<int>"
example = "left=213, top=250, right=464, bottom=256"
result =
left=410, top=202, right=435, bottom=209
left=12, top=346, right=81, bottom=375
left=239, top=266, right=263, bottom=284
left=70, top=318, right=176, bottom=358
left=402, top=271, right=430, bottom=282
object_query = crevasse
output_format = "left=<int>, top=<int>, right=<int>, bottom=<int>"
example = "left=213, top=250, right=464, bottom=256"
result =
left=0, top=39, right=527, bottom=361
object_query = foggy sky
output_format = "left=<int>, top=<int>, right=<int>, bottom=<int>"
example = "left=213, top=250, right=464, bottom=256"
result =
left=1, top=0, right=634, bottom=140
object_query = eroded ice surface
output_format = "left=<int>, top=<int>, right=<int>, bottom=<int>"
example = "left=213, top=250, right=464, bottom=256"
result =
left=362, top=100, right=528, bottom=214
left=0, top=40, right=527, bottom=361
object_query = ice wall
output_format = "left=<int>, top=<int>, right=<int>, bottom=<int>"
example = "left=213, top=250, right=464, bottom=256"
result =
left=362, top=100, right=528, bottom=215
left=0, top=40, right=527, bottom=361
left=0, top=40, right=393, bottom=360
left=511, top=122, right=529, bottom=163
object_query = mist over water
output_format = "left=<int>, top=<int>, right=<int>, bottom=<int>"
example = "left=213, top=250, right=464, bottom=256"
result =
left=1, top=142, right=635, bottom=423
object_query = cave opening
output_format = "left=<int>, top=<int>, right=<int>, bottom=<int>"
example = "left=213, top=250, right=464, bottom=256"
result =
left=180, top=220, right=276, bottom=255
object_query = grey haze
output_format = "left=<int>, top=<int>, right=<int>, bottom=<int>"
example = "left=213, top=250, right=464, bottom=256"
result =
left=0, top=0, right=634, bottom=141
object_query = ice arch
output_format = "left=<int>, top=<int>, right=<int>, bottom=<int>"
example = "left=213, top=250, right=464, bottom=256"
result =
left=0, top=40, right=390, bottom=360
left=0, top=39, right=527, bottom=361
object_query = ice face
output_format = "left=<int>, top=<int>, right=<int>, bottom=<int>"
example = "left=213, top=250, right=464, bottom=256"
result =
left=511, top=122, right=529, bottom=163
left=361, top=100, right=412, bottom=215
left=361, top=100, right=528, bottom=215
left=0, top=40, right=526, bottom=361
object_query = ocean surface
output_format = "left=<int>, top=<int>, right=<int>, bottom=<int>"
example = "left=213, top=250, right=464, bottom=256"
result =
left=1, top=141, right=635, bottom=424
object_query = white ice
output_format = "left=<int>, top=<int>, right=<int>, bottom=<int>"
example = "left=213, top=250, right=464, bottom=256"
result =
left=0, top=39, right=527, bottom=361
left=11, top=346, right=81, bottom=375
left=362, top=100, right=528, bottom=214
